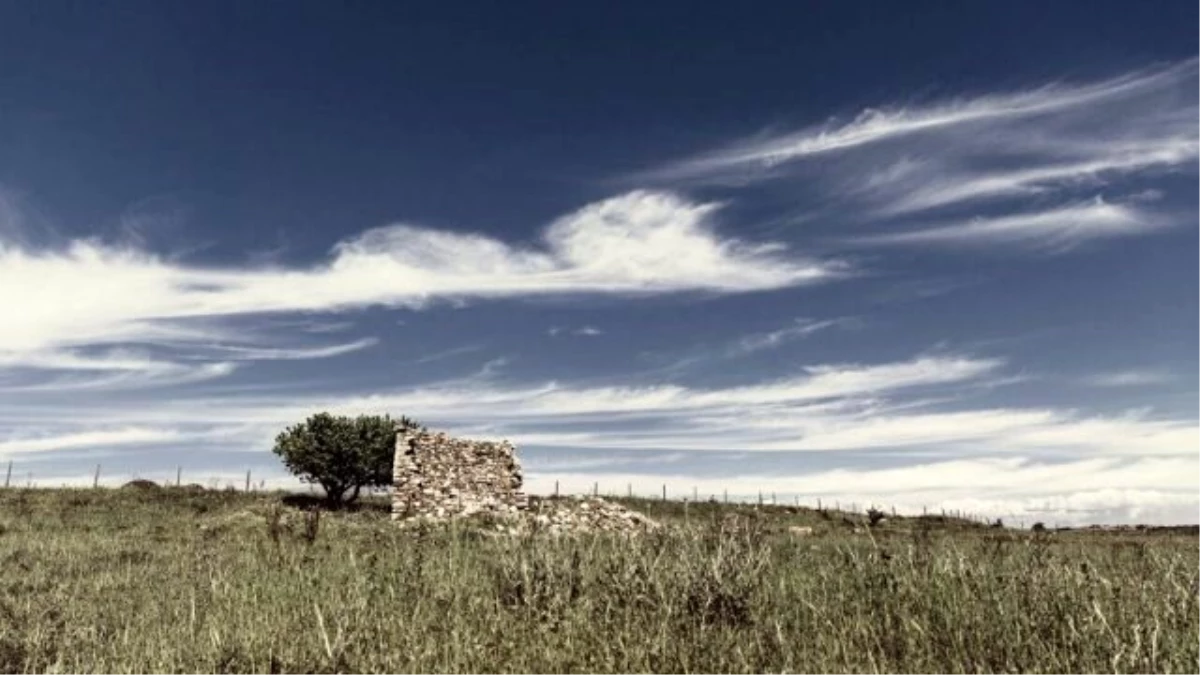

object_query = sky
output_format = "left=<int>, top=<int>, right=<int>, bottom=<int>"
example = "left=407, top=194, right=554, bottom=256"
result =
left=0, top=1, right=1196, bottom=525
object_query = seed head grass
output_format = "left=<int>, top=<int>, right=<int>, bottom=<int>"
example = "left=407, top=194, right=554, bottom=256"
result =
left=0, top=488, right=1195, bottom=673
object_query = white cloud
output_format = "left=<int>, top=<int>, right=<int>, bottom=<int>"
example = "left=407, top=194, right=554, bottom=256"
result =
left=413, top=344, right=486, bottom=364
left=7, top=352, right=1193, bottom=459
left=0, top=337, right=377, bottom=391
left=880, top=138, right=1198, bottom=215
left=0, top=427, right=180, bottom=455
left=203, top=338, right=378, bottom=361
left=525, top=456, right=1199, bottom=526
left=636, top=59, right=1197, bottom=255
left=644, top=60, right=1196, bottom=181
left=2, top=352, right=996, bottom=442
left=549, top=326, right=604, bottom=337
left=0, top=191, right=837, bottom=362
left=0, top=348, right=193, bottom=373
left=501, top=406, right=1195, bottom=457
left=1084, top=370, right=1173, bottom=387
left=0, top=349, right=1193, bottom=524
left=856, top=198, right=1154, bottom=250
left=649, top=317, right=852, bottom=374
left=732, top=318, right=845, bottom=354
left=0, top=355, right=237, bottom=391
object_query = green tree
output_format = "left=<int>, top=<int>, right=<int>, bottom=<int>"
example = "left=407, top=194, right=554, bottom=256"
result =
left=272, top=412, right=419, bottom=507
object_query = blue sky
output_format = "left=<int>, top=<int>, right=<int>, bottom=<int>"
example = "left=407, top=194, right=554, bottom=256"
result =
left=0, top=2, right=1196, bottom=524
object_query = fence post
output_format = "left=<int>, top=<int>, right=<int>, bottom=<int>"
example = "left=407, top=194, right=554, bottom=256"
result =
left=661, top=484, right=666, bottom=501
left=245, top=470, right=251, bottom=492
left=772, top=492, right=776, bottom=506
left=693, top=486, right=698, bottom=501
left=93, top=464, right=100, bottom=489
left=723, top=488, right=728, bottom=504
left=554, top=480, right=559, bottom=497
left=593, top=482, right=598, bottom=497
left=758, top=490, right=763, bottom=506
left=627, top=483, right=632, bottom=498
left=176, top=466, right=181, bottom=487
left=4, top=460, right=10, bottom=488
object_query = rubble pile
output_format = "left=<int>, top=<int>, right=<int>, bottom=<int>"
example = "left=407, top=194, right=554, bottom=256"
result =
left=522, top=496, right=660, bottom=535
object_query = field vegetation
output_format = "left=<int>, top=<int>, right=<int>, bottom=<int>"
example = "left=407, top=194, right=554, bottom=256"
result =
left=0, top=486, right=1195, bottom=673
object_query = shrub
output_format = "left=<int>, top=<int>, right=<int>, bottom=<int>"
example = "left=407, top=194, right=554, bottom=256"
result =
left=272, top=412, right=419, bottom=507
left=866, top=507, right=886, bottom=527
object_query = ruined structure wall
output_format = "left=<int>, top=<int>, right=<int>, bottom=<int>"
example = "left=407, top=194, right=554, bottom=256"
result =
left=391, top=429, right=528, bottom=519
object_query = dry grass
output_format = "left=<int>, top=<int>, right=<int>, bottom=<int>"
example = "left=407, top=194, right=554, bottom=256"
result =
left=0, top=487, right=1195, bottom=673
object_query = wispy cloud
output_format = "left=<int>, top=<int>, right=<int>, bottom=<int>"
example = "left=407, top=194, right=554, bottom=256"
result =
left=0, top=427, right=181, bottom=455
left=0, top=191, right=839, bottom=364
left=731, top=318, right=848, bottom=355
left=643, top=60, right=1196, bottom=182
left=0, top=337, right=378, bottom=391
left=636, top=59, right=1197, bottom=255
left=647, top=317, right=850, bottom=374
left=5, top=352, right=992, bottom=430
left=2, top=348, right=1193, bottom=523
left=0, top=351, right=237, bottom=391
left=548, top=326, right=604, bottom=337
left=205, top=338, right=378, bottom=361
left=299, top=320, right=356, bottom=334
left=413, top=344, right=486, bottom=364
left=854, top=198, right=1154, bottom=250
left=878, top=139, right=1197, bottom=215
left=1084, top=369, right=1173, bottom=387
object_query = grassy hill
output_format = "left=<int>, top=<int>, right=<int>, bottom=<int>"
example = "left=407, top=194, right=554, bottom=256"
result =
left=0, top=486, right=1195, bottom=673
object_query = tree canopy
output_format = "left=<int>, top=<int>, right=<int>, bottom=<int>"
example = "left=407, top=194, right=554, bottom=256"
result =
left=272, top=412, right=419, bottom=507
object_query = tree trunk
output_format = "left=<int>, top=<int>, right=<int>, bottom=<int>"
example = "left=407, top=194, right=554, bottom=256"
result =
left=322, top=482, right=345, bottom=508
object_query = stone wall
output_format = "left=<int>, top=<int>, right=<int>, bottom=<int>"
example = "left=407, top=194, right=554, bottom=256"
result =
left=391, top=428, right=528, bottom=520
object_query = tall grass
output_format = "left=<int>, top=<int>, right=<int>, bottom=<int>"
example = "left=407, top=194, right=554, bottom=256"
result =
left=0, top=487, right=1195, bottom=673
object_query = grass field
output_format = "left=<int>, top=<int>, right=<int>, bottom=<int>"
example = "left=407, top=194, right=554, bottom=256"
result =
left=0, top=486, right=1195, bottom=673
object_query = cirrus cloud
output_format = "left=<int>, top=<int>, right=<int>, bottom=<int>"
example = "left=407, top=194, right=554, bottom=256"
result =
left=0, top=190, right=838, bottom=360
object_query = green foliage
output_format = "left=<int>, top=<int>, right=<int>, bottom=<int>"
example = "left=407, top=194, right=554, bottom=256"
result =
left=271, top=412, right=418, bottom=506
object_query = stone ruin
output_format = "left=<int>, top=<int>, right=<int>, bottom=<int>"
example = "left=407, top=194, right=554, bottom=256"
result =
left=391, top=428, right=528, bottom=520
left=524, top=495, right=660, bottom=536
left=391, top=427, right=658, bottom=534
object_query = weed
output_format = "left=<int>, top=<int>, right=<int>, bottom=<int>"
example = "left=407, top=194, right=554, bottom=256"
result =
left=264, top=505, right=284, bottom=545
left=302, top=507, right=321, bottom=545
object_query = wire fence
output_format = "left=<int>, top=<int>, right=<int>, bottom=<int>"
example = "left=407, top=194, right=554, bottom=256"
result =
left=1, top=459, right=1039, bottom=528
left=1, top=460, right=273, bottom=493
left=547, top=478, right=1010, bottom=525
